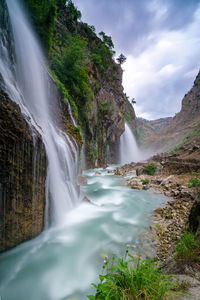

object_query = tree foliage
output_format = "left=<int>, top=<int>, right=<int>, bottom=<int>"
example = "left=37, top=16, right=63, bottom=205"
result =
left=117, top=53, right=127, bottom=65
left=21, top=0, right=56, bottom=52
left=51, top=34, right=92, bottom=107
left=99, top=31, right=114, bottom=49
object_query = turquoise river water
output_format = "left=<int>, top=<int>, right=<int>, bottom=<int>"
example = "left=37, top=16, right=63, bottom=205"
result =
left=0, top=166, right=168, bottom=300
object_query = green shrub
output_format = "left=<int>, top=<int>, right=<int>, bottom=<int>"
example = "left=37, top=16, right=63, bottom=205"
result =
left=143, top=164, right=157, bottom=176
left=88, top=254, right=173, bottom=300
left=123, top=112, right=131, bottom=123
left=174, top=232, right=200, bottom=262
left=141, top=179, right=149, bottom=185
left=51, top=34, right=93, bottom=111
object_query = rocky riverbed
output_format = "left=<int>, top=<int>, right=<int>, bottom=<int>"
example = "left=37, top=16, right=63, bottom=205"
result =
left=115, top=157, right=200, bottom=299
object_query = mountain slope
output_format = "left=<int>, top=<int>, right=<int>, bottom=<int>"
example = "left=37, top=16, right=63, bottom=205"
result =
left=136, top=117, right=172, bottom=145
left=142, top=70, right=200, bottom=157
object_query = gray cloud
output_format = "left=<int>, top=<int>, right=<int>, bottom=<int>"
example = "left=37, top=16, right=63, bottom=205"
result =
left=74, top=0, right=199, bottom=55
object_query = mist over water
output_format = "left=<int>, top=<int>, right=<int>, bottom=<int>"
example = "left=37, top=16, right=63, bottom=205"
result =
left=120, top=123, right=153, bottom=164
left=2, top=0, right=79, bottom=225
left=120, top=123, right=142, bottom=164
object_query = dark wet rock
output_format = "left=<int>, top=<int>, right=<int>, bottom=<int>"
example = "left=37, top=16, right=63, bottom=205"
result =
left=0, top=90, right=46, bottom=252
left=189, top=201, right=200, bottom=241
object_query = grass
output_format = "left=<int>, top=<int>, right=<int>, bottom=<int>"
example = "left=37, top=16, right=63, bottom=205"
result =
left=174, top=232, right=200, bottom=263
left=141, top=179, right=149, bottom=185
left=143, top=164, right=157, bottom=176
left=88, top=253, right=174, bottom=300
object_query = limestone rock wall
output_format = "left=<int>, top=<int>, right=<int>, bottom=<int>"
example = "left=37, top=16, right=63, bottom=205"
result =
left=0, top=90, right=46, bottom=252
left=85, top=64, right=136, bottom=167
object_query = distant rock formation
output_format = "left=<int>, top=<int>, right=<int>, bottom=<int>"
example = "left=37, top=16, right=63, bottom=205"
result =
left=141, top=70, right=200, bottom=154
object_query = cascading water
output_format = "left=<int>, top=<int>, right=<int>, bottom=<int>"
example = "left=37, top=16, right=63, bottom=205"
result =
left=120, top=122, right=142, bottom=164
left=0, top=0, right=79, bottom=225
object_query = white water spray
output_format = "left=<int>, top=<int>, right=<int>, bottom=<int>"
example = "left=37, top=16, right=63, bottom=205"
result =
left=1, top=0, right=79, bottom=225
left=120, top=123, right=141, bottom=164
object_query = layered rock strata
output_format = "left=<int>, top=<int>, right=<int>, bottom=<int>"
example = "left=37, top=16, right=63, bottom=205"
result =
left=0, top=90, right=46, bottom=252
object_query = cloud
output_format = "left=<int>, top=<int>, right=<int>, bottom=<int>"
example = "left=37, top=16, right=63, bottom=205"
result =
left=74, top=0, right=199, bottom=54
left=123, top=7, right=200, bottom=119
left=73, top=0, right=200, bottom=119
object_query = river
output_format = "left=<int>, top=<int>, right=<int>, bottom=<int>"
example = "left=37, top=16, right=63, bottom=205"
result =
left=0, top=165, right=168, bottom=300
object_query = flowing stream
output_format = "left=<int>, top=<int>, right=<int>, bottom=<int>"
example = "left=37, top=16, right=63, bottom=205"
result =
left=0, top=166, right=168, bottom=300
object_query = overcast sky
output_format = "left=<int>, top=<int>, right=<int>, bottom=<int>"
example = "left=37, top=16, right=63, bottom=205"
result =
left=73, top=0, right=200, bottom=120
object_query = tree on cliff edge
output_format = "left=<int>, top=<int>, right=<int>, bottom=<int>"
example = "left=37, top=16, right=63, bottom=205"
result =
left=117, top=53, right=126, bottom=65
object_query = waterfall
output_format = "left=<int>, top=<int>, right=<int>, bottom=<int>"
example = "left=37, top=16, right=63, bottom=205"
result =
left=0, top=0, right=79, bottom=225
left=120, top=123, right=141, bottom=164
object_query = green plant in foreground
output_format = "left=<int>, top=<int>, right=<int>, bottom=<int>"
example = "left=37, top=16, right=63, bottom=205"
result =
left=88, top=254, right=173, bottom=300
left=143, top=164, right=157, bottom=176
left=174, top=232, right=200, bottom=263
left=141, top=179, right=149, bottom=185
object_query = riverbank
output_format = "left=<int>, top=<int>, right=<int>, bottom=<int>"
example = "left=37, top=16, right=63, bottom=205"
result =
left=114, top=155, right=200, bottom=298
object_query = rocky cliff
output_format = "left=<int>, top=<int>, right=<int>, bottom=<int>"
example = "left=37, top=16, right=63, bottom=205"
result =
left=136, top=117, right=172, bottom=145
left=142, top=70, right=200, bottom=154
left=22, top=0, right=136, bottom=168
left=0, top=90, right=46, bottom=252
left=50, top=1, right=136, bottom=167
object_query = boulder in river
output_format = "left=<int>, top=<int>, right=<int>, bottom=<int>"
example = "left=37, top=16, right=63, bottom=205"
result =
left=77, top=176, right=88, bottom=184
left=83, top=196, right=91, bottom=203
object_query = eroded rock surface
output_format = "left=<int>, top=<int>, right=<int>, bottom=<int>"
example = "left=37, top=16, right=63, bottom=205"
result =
left=0, top=90, right=46, bottom=252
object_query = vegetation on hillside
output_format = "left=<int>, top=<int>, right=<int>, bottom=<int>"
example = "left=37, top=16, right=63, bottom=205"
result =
left=21, top=0, right=132, bottom=166
left=21, top=0, right=57, bottom=52
left=22, top=0, right=119, bottom=128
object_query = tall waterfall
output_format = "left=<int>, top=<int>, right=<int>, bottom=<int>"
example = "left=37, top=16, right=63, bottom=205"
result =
left=120, top=123, right=141, bottom=164
left=0, top=0, right=79, bottom=225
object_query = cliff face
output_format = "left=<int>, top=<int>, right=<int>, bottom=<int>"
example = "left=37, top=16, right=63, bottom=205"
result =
left=142, top=70, right=200, bottom=154
left=51, top=2, right=136, bottom=167
left=0, top=90, right=46, bottom=252
left=85, top=63, right=132, bottom=167
left=136, top=117, right=172, bottom=145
